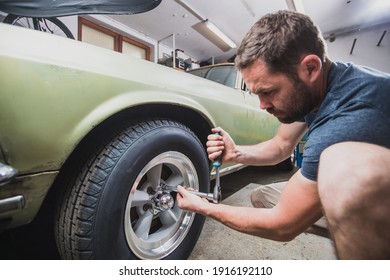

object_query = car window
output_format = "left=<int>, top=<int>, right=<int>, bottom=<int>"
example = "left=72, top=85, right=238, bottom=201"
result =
left=188, top=68, right=210, bottom=78
left=205, top=66, right=237, bottom=88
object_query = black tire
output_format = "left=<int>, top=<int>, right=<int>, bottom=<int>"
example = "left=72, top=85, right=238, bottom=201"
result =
left=3, top=14, right=74, bottom=39
left=55, top=119, right=210, bottom=259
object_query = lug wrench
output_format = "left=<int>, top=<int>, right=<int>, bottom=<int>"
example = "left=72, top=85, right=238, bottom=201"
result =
left=173, top=132, right=222, bottom=203
left=212, top=132, right=222, bottom=203
left=165, top=133, right=223, bottom=204
left=166, top=186, right=221, bottom=203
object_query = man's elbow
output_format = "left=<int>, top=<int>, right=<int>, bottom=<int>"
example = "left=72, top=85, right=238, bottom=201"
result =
left=269, top=229, right=300, bottom=242
left=258, top=221, right=302, bottom=242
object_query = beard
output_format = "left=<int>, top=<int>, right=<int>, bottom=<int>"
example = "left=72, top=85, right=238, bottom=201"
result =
left=270, top=77, right=314, bottom=124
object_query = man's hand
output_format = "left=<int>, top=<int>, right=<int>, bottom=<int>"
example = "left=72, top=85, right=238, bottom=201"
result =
left=176, top=185, right=210, bottom=214
left=207, top=127, right=237, bottom=163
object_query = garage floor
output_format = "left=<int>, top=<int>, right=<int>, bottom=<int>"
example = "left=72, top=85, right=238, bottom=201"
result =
left=189, top=176, right=336, bottom=260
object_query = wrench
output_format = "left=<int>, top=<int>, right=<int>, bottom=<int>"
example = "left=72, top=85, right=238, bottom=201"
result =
left=212, top=132, right=222, bottom=204
left=164, top=185, right=221, bottom=203
left=163, top=133, right=223, bottom=204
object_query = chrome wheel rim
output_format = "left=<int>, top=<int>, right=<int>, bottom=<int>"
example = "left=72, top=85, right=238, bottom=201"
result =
left=124, top=151, right=198, bottom=259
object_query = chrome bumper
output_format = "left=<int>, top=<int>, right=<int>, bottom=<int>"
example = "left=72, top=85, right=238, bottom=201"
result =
left=0, top=163, right=17, bottom=186
left=0, top=163, right=25, bottom=215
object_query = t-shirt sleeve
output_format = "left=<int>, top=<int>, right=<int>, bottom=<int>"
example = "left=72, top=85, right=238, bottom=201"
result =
left=300, top=102, right=390, bottom=181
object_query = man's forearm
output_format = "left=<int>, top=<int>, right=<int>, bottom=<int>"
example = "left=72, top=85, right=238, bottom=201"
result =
left=233, top=122, right=306, bottom=166
left=200, top=203, right=288, bottom=241
left=234, top=139, right=289, bottom=166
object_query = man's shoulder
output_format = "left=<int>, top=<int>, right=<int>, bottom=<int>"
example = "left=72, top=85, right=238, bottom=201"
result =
left=331, top=61, right=390, bottom=81
left=326, top=62, right=390, bottom=109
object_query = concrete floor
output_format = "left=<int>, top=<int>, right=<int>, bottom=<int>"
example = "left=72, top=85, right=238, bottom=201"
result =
left=188, top=174, right=337, bottom=260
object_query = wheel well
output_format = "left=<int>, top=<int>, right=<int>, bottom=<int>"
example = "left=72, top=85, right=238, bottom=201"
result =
left=119, top=104, right=213, bottom=149
left=55, top=103, right=213, bottom=189
left=99, top=104, right=213, bottom=150
left=42, top=103, right=213, bottom=229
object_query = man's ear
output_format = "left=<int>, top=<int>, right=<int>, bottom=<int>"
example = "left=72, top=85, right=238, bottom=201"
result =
left=297, top=55, right=322, bottom=83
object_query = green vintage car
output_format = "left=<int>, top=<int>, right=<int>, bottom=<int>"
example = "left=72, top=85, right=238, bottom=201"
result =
left=0, top=23, right=280, bottom=259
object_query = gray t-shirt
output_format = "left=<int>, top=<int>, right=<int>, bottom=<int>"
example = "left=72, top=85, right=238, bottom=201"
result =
left=301, top=62, right=390, bottom=181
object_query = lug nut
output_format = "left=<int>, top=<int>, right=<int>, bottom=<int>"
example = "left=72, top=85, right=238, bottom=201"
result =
left=143, top=204, right=150, bottom=211
left=147, top=187, right=154, bottom=194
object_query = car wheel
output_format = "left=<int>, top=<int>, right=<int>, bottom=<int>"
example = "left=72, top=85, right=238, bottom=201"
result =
left=55, top=119, right=209, bottom=259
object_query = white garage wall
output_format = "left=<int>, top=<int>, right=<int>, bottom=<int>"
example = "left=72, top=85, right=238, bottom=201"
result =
left=325, top=24, right=390, bottom=74
left=1, top=12, right=388, bottom=73
left=83, top=16, right=390, bottom=73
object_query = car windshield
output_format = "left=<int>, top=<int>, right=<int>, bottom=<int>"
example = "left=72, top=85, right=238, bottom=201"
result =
left=189, top=65, right=237, bottom=88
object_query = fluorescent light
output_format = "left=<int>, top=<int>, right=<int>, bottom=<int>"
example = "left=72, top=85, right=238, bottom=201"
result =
left=192, top=20, right=237, bottom=51
left=176, top=0, right=237, bottom=51
left=204, top=21, right=237, bottom=48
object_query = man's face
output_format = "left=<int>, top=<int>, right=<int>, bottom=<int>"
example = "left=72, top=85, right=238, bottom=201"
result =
left=241, top=59, right=314, bottom=123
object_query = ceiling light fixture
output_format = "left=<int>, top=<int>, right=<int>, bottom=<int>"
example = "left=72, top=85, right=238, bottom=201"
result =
left=192, top=20, right=237, bottom=51
left=175, top=0, right=236, bottom=51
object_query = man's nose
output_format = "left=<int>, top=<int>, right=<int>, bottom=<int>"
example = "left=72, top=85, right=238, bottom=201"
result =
left=258, top=96, right=272, bottom=110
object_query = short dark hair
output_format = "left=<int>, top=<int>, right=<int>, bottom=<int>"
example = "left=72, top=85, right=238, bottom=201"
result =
left=235, top=10, right=328, bottom=77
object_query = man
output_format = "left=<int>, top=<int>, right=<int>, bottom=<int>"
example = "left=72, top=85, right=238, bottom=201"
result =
left=177, top=10, right=390, bottom=259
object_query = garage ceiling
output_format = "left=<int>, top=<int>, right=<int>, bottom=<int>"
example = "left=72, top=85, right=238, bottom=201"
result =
left=109, top=0, right=390, bottom=63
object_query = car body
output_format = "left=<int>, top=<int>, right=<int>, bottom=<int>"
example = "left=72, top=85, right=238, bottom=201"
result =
left=0, top=23, right=280, bottom=259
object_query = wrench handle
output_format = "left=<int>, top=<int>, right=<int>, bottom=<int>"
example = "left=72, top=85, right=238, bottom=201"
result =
left=187, top=190, right=214, bottom=201
left=169, top=187, right=220, bottom=203
left=213, top=132, right=222, bottom=168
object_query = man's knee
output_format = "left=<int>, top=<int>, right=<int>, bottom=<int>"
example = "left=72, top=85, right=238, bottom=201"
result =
left=319, top=142, right=390, bottom=191
left=318, top=142, right=390, bottom=221
left=318, top=143, right=357, bottom=214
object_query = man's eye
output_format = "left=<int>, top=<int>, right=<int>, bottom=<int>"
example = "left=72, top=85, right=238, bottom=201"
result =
left=250, top=90, right=273, bottom=96
left=262, top=90, right=274, bottom=96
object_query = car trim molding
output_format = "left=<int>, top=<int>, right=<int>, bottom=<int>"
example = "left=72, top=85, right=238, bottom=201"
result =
left=210, top=163, right=246, bottom=179
left=0, top=195, right=25, bottom=216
